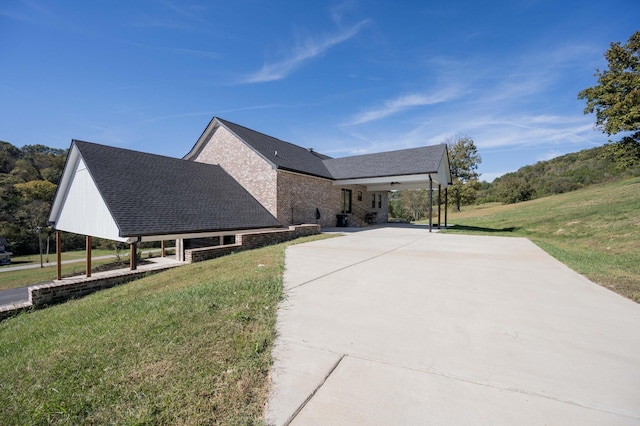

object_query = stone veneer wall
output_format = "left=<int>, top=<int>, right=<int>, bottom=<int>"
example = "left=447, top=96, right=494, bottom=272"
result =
left=28, top=269, right=169, bottom=308
left=191, top=125, right=278, bottom=217
left=185, top=224, right=320, bottom=263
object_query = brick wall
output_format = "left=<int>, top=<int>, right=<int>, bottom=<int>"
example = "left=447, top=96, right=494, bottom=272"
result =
left=192, top=125, right=279, bottom=217
left=277, top=170, right=388, bottom=227
left=190, top=125, right=389, bottom=228
left=277, top=171, right=340, bottom=227
left=184, top=224, right=320, bottom=263
left=12, top=226, right=318, bottom=312
left=28, top=269, right=166, bottom=308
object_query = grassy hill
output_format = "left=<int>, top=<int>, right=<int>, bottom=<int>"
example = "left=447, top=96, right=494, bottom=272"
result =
left=486, top=144, right=639, bottom=203
left=0, top=234, right=331, bottom=425
left=444, top=177, right=640, bottom=303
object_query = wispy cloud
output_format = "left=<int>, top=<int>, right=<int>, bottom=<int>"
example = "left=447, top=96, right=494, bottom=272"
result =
left=156, top=0, right=205, bottom=22
left=129, top=0, right=207, bottom=29
left=330, top=0, right=357, bottom=24
left=124, top=41, right=222, bottom=59
left=241, top=19, right=370, bottom=84
left=0, top=0, right=61, bottom=25
left=343, top=86, right=465, bottom=126
left=466, top=114, right=598, bottom=148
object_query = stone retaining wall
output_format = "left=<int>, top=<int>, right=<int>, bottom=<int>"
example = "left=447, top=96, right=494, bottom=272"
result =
left=2, top=224, right=320, bottom=319
left=28, top=268, right=169, bottom=308
left=185, top=224, right=320, bottom=263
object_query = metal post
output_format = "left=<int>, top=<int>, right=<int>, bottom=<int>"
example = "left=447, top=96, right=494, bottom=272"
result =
left=438, top=184, right=442, bottom=229
left=45, top=231, right=50, bottom=263
left=428, top=176, right=433, bottom=232
left=37, top=226, right=43, bottom=268
left=445, top=187, right=448, bottom=227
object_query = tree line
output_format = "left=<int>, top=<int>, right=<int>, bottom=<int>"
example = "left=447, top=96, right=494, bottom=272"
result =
left=0, top=142, right=75, bottom=256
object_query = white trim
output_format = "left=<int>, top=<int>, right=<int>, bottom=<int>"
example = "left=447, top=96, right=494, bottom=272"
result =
left=334, top=172, right=449, bottom=191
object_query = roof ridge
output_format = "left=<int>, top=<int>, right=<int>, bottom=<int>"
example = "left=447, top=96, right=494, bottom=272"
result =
left=73, top=139, right=181, bottom=162
left=215, top=117, right=334, bottom=179
left=216, top=117, right=303, bottom=150
left=324, top=144, right=445, bottom=162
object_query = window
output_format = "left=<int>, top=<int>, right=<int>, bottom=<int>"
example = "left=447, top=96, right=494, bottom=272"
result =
left=341, top=189, right=352, bottom=213
left=357, top=191, right=362, bottom=201
left=378, top=194, right=382, bottom=209
left=371, top=193, right=376, bottom=208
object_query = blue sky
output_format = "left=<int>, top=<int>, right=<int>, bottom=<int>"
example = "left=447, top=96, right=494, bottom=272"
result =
left=1, top=0, right=638, bottom=181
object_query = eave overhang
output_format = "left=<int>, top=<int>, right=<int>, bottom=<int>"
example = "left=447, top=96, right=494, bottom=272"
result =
left=122, top=227, right=284, bottom=244
left=333, top=173, right=448, bottom=191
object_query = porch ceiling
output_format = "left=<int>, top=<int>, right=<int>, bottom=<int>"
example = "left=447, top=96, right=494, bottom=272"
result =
left=333, top=173, right=445, bottom=191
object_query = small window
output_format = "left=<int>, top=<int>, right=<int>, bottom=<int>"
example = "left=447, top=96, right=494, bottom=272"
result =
left=341, top=189, right=352, bottom=213
left=357, top=191, right=362, bottom=201
left=378, top=194, right=382, bottom=209
left=371, top=193, right=376, bottom=209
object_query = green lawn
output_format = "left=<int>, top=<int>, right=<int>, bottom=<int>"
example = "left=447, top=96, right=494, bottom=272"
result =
left=439, top=177, right=640, bottom=303
left=0, top=249, right=172, bottom=291
left=6, top=249, right=116, bottom=266
left=0, top=234, right=333, bottom=425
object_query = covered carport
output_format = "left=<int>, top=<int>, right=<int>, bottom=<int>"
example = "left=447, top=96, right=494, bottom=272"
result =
left=323, top=144, right=453, bottom=231
left=48, top=140, right=282, bottom=279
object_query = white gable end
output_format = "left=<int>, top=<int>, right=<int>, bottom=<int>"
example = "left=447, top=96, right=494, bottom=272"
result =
left=55, top=157, right=126, bottom=242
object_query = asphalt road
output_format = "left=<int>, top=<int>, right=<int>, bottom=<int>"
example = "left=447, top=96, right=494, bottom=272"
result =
left=0, top=249, right=167, bottom=306
left=0, top=286, right=29, bottom=305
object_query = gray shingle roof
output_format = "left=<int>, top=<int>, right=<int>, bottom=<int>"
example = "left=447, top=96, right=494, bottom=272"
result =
left=216, top=118, right=449, bottom=182
left=217, top=118, right=334, bottom=179
left=323, top=145, right=448, bottom=180
left=73, top=140, right=281, bottom=237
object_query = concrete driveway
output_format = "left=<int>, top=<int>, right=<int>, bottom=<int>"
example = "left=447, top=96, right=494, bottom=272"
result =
left=265, top=226, right=640, bottom=425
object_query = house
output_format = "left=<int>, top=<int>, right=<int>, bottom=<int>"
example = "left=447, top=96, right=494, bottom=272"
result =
left=184, top=117, right=452, bottom=228
left=48, top=140, right=283, bottom=270
left=0, top=237, right=12, bottom=265
left=48, top=117, right=452, bottom=272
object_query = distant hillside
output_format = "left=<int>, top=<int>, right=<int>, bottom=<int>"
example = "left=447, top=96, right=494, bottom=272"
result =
left=485, top=145, right=640, bottom=203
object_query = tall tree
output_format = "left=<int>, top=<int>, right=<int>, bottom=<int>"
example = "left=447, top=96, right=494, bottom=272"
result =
left=0, top=141, right=21, bottom=174
left=447, top=135, right=482, bottom=211
left=578, top=31, right=640, bottom=168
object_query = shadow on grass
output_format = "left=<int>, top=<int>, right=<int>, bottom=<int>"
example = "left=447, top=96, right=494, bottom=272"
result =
left=448, top=225, right=519, bottom=233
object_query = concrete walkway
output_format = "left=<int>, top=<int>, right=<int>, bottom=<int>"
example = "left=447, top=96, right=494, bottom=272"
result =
left=265, top=226, right=640, bottom=425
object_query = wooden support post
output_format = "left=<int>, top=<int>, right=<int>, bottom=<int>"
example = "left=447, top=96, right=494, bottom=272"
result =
left=130, top=242, right=137, bottom=271
left=428, top=176, right=433, bottom=232
left=86, top=236, right=92, bottom=278
left=161, top=240, right=165, bottom=257
left=56, top=231, right=62, bottom=280
left=438, top=184, right=442, bottom=229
